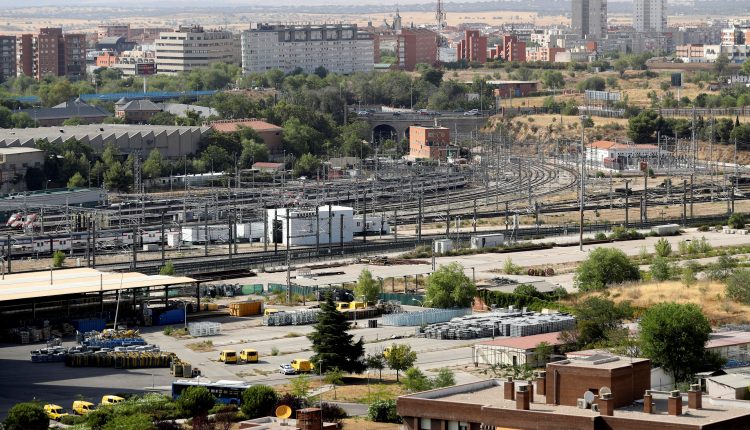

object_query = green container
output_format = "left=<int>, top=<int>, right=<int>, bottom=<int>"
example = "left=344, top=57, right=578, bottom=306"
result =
left=241, top=284, right=264, bottom=295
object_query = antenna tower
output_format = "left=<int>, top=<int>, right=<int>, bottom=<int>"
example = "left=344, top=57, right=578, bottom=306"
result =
left=436, top=0, right=446, bottom=62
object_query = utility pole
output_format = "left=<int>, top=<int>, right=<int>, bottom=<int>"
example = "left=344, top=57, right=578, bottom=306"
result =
left=643, top=167, right=648, bottom=223
left=579, top=116, right=587, bottom=252
left=624, top=180, right=630, bottom=228
left=204, top=202, right=209, bottom=257
left=160, top=211, right=165, bottom=268
left=363, top=190, right=367, bottom=244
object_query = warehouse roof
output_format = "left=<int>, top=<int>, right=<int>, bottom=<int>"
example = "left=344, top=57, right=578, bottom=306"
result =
left=475, top=332, right=565, bottom=350
left=210, top=118, right=282, bottom=133
left=0, top=268, right=195, bottom=302
left=0, top=124, right=210, bottom=147
left=707, top=331, right=750, bottom=349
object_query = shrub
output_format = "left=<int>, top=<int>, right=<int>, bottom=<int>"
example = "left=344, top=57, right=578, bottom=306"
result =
left=594, top=232, right=607, bottom=241
left=575, top=248, right=640, bottom=292
left=3, top=402, right=49, bottom=430
left=403, top=367, right=432, bottom=392
left=52, top=250, right=66, bottom=268
left=654, top=238, right=672, bottom=257
left=159, top=261, right=176, bottom=275
left=271, top=346, right=280, bottom=356
left=368, top=399, right=401, bottom=423
left=725, top=269, right=750, bottom=304
left=320, top=402, right=347, bottom=424
left=176, top=386, right=216, bottom=417
left=513, top=284, right=541, bottom=298
left=706, top=255, right=737, bottom=281
left=241, top=385, right=279, bottom=419
left=102, top=413, right=156, bottom=430
left=682, top=261, right=699, bottom=288
left=650, top=256, right=673, bottom=282
left=503, top=257, right=523, bottom=275
left=432, top=368, right=456, bottom=388
left=728, top=213, right=746, bottom=229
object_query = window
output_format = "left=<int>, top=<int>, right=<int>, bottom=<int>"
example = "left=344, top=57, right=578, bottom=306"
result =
left=420, top=418, right=431, bottom=430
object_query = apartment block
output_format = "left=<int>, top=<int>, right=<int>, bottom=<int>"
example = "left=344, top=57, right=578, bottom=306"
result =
left=16, top=28, right=86, bottom=80
left=490, top=34, right=526, bottom=62
left=396, top=28, right=437, bottom=71
left=241, top=24, right=374, bottom=75
left=0, top=36, right=16, bottom=81
left=572, top=0, right=608, bottom=39
left=456, top=30, right=488, bottom=63
left=155, top=26, right=237, bottom=75
left=634, top=0, right=667, bottom=33
left=525, top=47, right=565, bottom=62
left=722, top=25, right=750, bottom=46
left=97, top=24, right=130, bottom=41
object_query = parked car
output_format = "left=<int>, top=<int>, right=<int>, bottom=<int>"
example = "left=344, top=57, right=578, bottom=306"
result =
left=279, top=363, right=296, bottom=375
left=417, top=109, right=429, bottom=115
left=392, top=112, right=401, bottom=117
left=44, top=404, right=68, bottom=421
left=356, top=110, right=371, bottom=116
left=100, top=395, right=124, bottom=406
left=464, top=109, right=480, bottom=116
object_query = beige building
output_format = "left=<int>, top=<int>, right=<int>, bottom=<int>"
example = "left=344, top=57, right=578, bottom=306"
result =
left=572, top=0, right=608, bottom=39
left=0, top=148, right=45, bottom=192
left=155, top=26, right=237, bottom=75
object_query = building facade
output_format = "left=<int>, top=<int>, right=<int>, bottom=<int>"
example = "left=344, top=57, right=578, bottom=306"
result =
left=0, top=148, right=45, bottom=192
left=456, top=30, right=488, bottom=63
left=155, top=26, right=237, bottom=75
left=409, top=126, right=454, bottom=160
left=0, top=36, right=16, bottom=81
left=36, top=27, right=63, bottom=79
left=63, top=33, right=86, bottom=81
left=634, top=0, right=667, bottom=33
left=490, top=34, right=526, bottom=62
left=16, top=34, right=34, bottom=77
left=572, top=0, right=608, bottom=39
left=397, top=28, right=437, bottom=71
left=241, top=24, right=374, bottom=75
left=16, top=28, right=86, bottom=80
left=97, top=24, right=130, bottom=41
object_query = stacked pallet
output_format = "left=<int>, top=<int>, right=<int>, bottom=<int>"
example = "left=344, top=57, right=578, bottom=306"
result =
left=419, top=309, right=575, bottom=340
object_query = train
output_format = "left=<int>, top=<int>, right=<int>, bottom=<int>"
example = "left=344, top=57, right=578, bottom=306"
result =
left=0, top=228, right=171, bottom=255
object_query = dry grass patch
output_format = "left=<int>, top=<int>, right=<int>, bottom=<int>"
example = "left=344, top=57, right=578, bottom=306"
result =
left=592, top=280, right=750, bottom=324
left=185, top=340, right=214, bottom=352
left=341, top=418, right=400, bottom=430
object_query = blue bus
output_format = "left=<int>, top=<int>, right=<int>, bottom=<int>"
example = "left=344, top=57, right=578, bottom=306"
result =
left=172, top=379, right=253, bottom=405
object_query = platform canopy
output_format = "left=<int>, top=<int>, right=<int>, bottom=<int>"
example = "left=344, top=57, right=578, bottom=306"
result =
left=0, top=268, right=195, bottom=302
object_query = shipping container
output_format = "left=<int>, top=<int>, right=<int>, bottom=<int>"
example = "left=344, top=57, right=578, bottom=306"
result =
left=228, top=300, right=263, bottom=317
left=72, top=319, right=106, bottom=332
left=157, top=309, right=185, bottom=325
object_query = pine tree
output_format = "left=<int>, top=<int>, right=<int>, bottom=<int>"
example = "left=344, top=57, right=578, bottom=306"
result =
left=308, top=292, right=366, bottom=374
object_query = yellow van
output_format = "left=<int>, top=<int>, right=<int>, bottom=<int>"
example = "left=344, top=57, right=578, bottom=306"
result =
left=72, top=400, right=95, bottom=415
left=219, top=350, right=238, bottom=364
left=240, top=349, right=259, bottom=363
left=337, top=301, right=366, bottom=311
left=291, top=358, right=312, bottom=373
left=44, top=404, right=68, bottom=421
left=100, top=395, right=125, bottom=406
left=264, top=308, right=279, bottom=316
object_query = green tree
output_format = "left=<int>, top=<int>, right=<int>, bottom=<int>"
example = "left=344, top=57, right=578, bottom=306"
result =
left=706, top=254, right=737, bottom=281
left=731, top=124, right=750, bottom=143
left=424, top=262, right=477, bottom=308
left=101, top=413, right=155, bottom=430
left=540, top=70, right=565, bottom=89
left=574, top=248, right=640, bottom=292
left=3, top=402, right=49, bottom=430
left=403, top=367, right=432, bottom=392
left=728, top=213, right=746, bottom=229
left=654, top=237, right=672, bottom=257
left=715, top=53, right=730, bottom=77
left=142, top=148, right=164, bottom=179
left=200, top=145, right=232, bottom=172
left=324, top=367, right=345, bottom=400
left=421, top=67, right=444, bottom=87
left=11, top=112, right=35, bottom=128
left=159, top=261, right=175, bottom=275
left=62, top=117, right=84, bottom=126
left=533, top=341, right=553, bottom=366
left=239, top=139, right=269, bottom=167
left=627, top=109, right=659, bottom=143
left=307, top=292, right=366, bottom=374
left=576, top=76, right=606, bottom=91
left=725, top=269, right=750, bottom=304
left=52, top=250, right=66, bottom=268
left=432, top=367, right=456, bottom=388
left=176, top=385, right=216, bottom=417
left=104, top=161, right=132, bottom=192
left=682, top=261, right=699, bottom=288
left=513, top=284, right=541, bottom=298
left=613, top=58, right=629, bottom=77
left=384, top=344, right=417, bottom=381
left=282, top=117, right=323, bottom=155
left=241, top=385, right=279, bottom=418
left=639, top=302, right=712, bottom=383
left=67, top=171, right=86, bottom=188
left=368, top=399, right=400, bottom=423
left=573, top=297, right=633, bottom=348
left=365, top=352, right=386, bottom=382
left=355, top=268, right=380, bottom=304
left=293, top=153, right=321, bottom=178
left=650, top=256, right=673, bottom=282
left=0, top=106, right=13, bottom=128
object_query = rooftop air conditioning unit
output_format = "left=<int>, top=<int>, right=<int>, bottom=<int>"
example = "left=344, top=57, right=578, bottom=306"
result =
left=577, top=399, right=588, bottom=409
left=591, top=404, right=600, bottom=413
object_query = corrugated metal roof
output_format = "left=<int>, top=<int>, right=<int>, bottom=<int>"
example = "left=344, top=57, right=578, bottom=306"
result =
left=476, top=332, right=565, bottom=350
left=0, top=268, right=195, bottom=302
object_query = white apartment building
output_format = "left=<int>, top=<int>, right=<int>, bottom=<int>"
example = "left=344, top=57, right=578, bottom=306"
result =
left=240, top=24, right=374, bottom=75
left=155, top=26, right=237, bottom=75
left=634, top=0, right=667, bottom=33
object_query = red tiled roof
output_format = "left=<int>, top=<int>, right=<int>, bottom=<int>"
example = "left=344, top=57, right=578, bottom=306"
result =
left=252, top=162, right=283, bottom=169
left=476, top=332, right=565, bottom=350
left=210, top=119, right=282, bottom=133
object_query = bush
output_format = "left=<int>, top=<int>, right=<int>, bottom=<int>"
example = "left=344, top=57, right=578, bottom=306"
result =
left=368, top=399, right=401, bottom=423
left=85, top=406, right=115, bottom=429
left=176, top=386, right=216, bottom=417
left=682, top=261, right=699, bottom=288
left=650, top=256, right=673, bottom=282
left=594, top=232, right=607, bottom=241
left=102, top=413, right=156, bottom=430
left=241, top=385, right=279, bottom=419
left=725, top=269, right=750, bottom=304
left=654, top=238, right=672, bottom=257
left=159, top=261, right=176, bottom=275
left=274, top=394, right=305, bottom=416
left=403, top=367, right=432, bottom=392
left=503, top=257, right=523, bottom=275
left=575, top=248, right=640, bottom=292
left=728, top=213, right=746, bottom=229
left=320, top=402, right=347, bottom=424
left=706, top=255, right=737, bottom=281
left=513, top=284, right=541, bottom=298
left=433, top=368, right=456, bottom=388
left=52, top=250, right=66, bottom=268
left=3, top=402, right=49, bottom=430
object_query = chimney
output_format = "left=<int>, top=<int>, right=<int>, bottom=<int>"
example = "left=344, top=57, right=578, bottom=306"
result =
left=516, top=384, right=530, bottom=410
left=643, top=390, right=654, bottom=414
left=668, top=390, right=682, bottom=416
left=599, top=392, right=614, bottom=416
left=535, top=371, right=546, bottom=396
left=504, top=376, right=515, bottom=400
left=688, top=384, right=702, bottom=410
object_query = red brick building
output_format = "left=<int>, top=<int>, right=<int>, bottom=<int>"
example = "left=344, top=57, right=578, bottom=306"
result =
left=398, top=355, right=750, bottom=430
left=489, top=80, right=540, bottom=98
left=397, top=28, right=437, bottom=71
left=409, top=126, right=455, bottom=160
left=210, top=119, right=284, bottom=154
left=456, top=30, right=487, bottom=64
left=17, top=28, right=86, bottom=80
left=96, top=52, right=119, bottom=68
left=490, top=34, right=526, bottom=62
left=36, top=28, right=63, bottom=79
